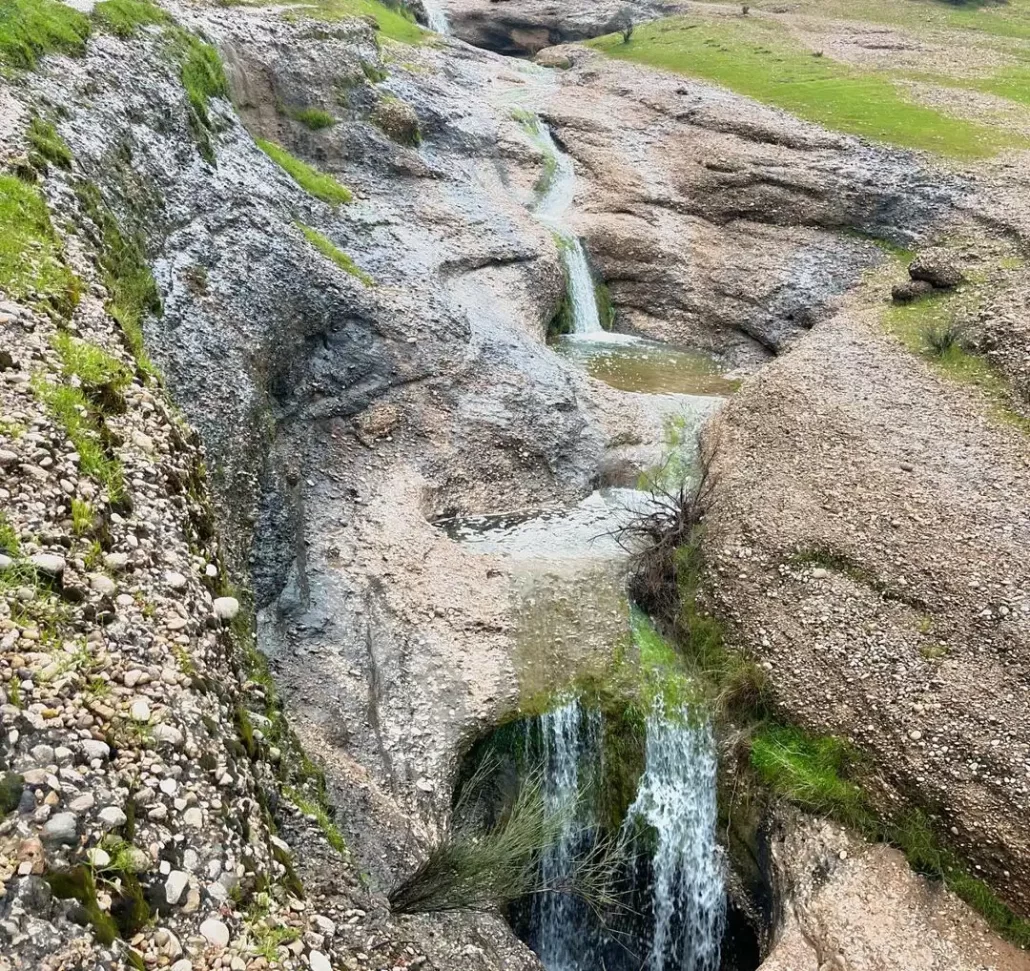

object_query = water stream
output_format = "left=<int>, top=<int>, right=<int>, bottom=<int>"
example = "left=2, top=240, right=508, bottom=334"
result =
left=422, top=0, right=450, bottom=34
left=449, top=98, right=731, bottom=971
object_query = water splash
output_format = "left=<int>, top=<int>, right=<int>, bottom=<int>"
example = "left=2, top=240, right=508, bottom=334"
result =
left=624, top=704, right=725, bottom=971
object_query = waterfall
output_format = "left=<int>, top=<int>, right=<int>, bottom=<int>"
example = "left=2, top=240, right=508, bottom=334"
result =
left=532, top=699, right=602, bottom=971
left=524, top=120, right=604, bottom=335
left=624, top=704, right=725, bottom=971
left=423, top=0, right=450, bottom=33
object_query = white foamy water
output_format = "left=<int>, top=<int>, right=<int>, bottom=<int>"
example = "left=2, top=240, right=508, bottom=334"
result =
left=422, top=0, right=450, bottom=33
left=624, top=703, right=726, bottom=971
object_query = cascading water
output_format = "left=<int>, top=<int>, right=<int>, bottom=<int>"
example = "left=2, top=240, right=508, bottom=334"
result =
left=532, top=699, right=603, bottom=971
left=624, top=703, right=725, bottom=971
left=524, top=120, right=603, bottom=335
left=422, top=0, right=450, bottom=34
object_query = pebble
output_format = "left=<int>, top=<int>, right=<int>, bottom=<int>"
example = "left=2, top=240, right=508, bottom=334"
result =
left=89, top=574, right=117, bottom=596
left=130, top=698, right=152, bottom=722
left=80, top=739, right=111, bottom=762
left=98, top=806, right=128, bottom=829
left=103, top=552, right=129, bottom=570
left=199, top=918, right=230, bottom=948
left=212, top=596, right=240, bottom=621
left=68, top=792, right=95, bottom=812
left=309, top=951, right=332, bottom=971
left=41, top=812, right=78, bottom=846
left=165, top=570, right=188, bottom=590
left=165, top=870, right=189, bottom=905
left=29, top=553, right=65, bottom=577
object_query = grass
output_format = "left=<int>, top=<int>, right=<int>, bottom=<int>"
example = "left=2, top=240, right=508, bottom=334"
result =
left=91, top=0, right=168, bottom=38
left=31, top=374, right=125, bottom=504
left=256, top=139, right=353, bottom=205
left=297, top=223, right=373, bottom=285
left=289, top=0, right=424, bottom=44
left=284, top=786, right=347, bottom=855
left=0, top=512, right=20, bottom=557
left=77, top=183, right=162, bottom=374
left=0, top=0, right=91, bottom=70
left=172, top=30, right=228, bottom=162
left=290, top=106, right=336, bottom=130
left=250, top=923, right=300, bottom=962
left=0, top=174, right=81, bottom=318
left=883, top=288, right=1030, bottom=433
left=71, top=498, right=94, bottom=537
left=587, top=16, right=1019, bottom=159
left=750, top=725, right=873, bottom=828
left=27, top=116, right=72, bottom=169
left=53, top=332, right=132, bottom=393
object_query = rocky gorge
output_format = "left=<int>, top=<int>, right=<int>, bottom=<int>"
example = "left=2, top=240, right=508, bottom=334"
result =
left=2, top=0, right=1030, bottom=969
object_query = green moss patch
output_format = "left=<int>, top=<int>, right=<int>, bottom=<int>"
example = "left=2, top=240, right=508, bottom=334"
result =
left=256, top=138, right=353, bottom=205
left=587, top=16, right=1019, bottom=159
left=0, top=0, right=91, bottom=70
left=0, top=174, right=80, bottom=317
left=298, top=222, right=373, bottom=285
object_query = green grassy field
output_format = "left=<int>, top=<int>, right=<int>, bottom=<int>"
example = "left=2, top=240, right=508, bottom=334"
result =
left=588, top=16, right=1022, bottom=157
left=702, top=0, right=1030, bottom=41
left=222, top=0, right=424, bottom=44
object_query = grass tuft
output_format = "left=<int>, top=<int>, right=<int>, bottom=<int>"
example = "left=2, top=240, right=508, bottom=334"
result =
left=290, top=106, right=336, bottom=130
left=256, top=139, right=353, bottom=205
left=0, top=174, right=81, bottom=318
left=31, top=374, right=125, bottom=504
left=77, top=183, right=162, bottom=375
left=92, top=0, right=168, bottom=38
left=297, top=222, right=373, bottom=285
left=27, top=116, right=72, bottom=169
left=0, top=0, right=91, bottom=70
left=923, top=319, right=967, bottom=357
left=53, top=332, right=132, bottom=393
left=0, top=511, right=20, bottom=556
left=71, top=498, right=94, bottom=537
left=285, top=786, right=347, bottom=855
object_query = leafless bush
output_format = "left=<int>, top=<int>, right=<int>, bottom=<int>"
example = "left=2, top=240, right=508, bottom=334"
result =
left=614, top=432, right=719, bottom=621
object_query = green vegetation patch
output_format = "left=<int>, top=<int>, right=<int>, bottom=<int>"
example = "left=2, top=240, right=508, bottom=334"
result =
left=28, top=116, right=72, bottom=169
left=77, top=183, right=162, bottom=376
left=0, top=174, right=80, bottom=317
left=587, top=16, right=1018, bottom=158
left=92, top=0, right=169, bottom=38
left=32, top=374, right=125, bottom=504
left=298, top=223, right=373, bottom=286
left=883, top=287, right=1030, bottom=433
left=290, top=106, right=336, bottom=130
left=171, top=30, right=228, bottom=162
left=256, top=138, right=353, bottom=205
left=291, top=0, right=424, bottom=44
left=0, top=0, right=91, bottom=70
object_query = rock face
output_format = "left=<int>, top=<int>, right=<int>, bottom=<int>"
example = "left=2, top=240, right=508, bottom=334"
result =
left=761, top=815, right=1030, bottom=971
left=446, top=0, right=683, bottom=55
left=533, top=46, right=961, bottom=358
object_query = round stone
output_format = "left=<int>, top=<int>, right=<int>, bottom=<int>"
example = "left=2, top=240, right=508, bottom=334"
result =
left=199, top=918, right=230, bottom=948
left=42, top=812, right=78, bottom=846
left=212, top=597, right=240, bottom=622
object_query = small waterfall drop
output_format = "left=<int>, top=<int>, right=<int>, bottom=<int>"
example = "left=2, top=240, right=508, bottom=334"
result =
left=422, top=0, right=450, bottom=34
left=624, top=704, right=726, bottom=971
left=532, top=698, right=602, bottom=971
left=524, top=120, right=603, bottom=335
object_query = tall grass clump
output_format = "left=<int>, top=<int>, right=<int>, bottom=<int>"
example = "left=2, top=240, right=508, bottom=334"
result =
left=0, top=0, right=91, bottom=70
left=389, top=765, right=620, bottom=915
left=27, top=116, right=72, bottom=169
left=256, top=139, right=353, bottom=205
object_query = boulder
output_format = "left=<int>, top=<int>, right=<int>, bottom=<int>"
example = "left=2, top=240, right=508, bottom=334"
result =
left=891, top=279, right=934, bottom=303
left=371, top=96, right=421, bottom=147
left=909, top=254, right=963, bottom=289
